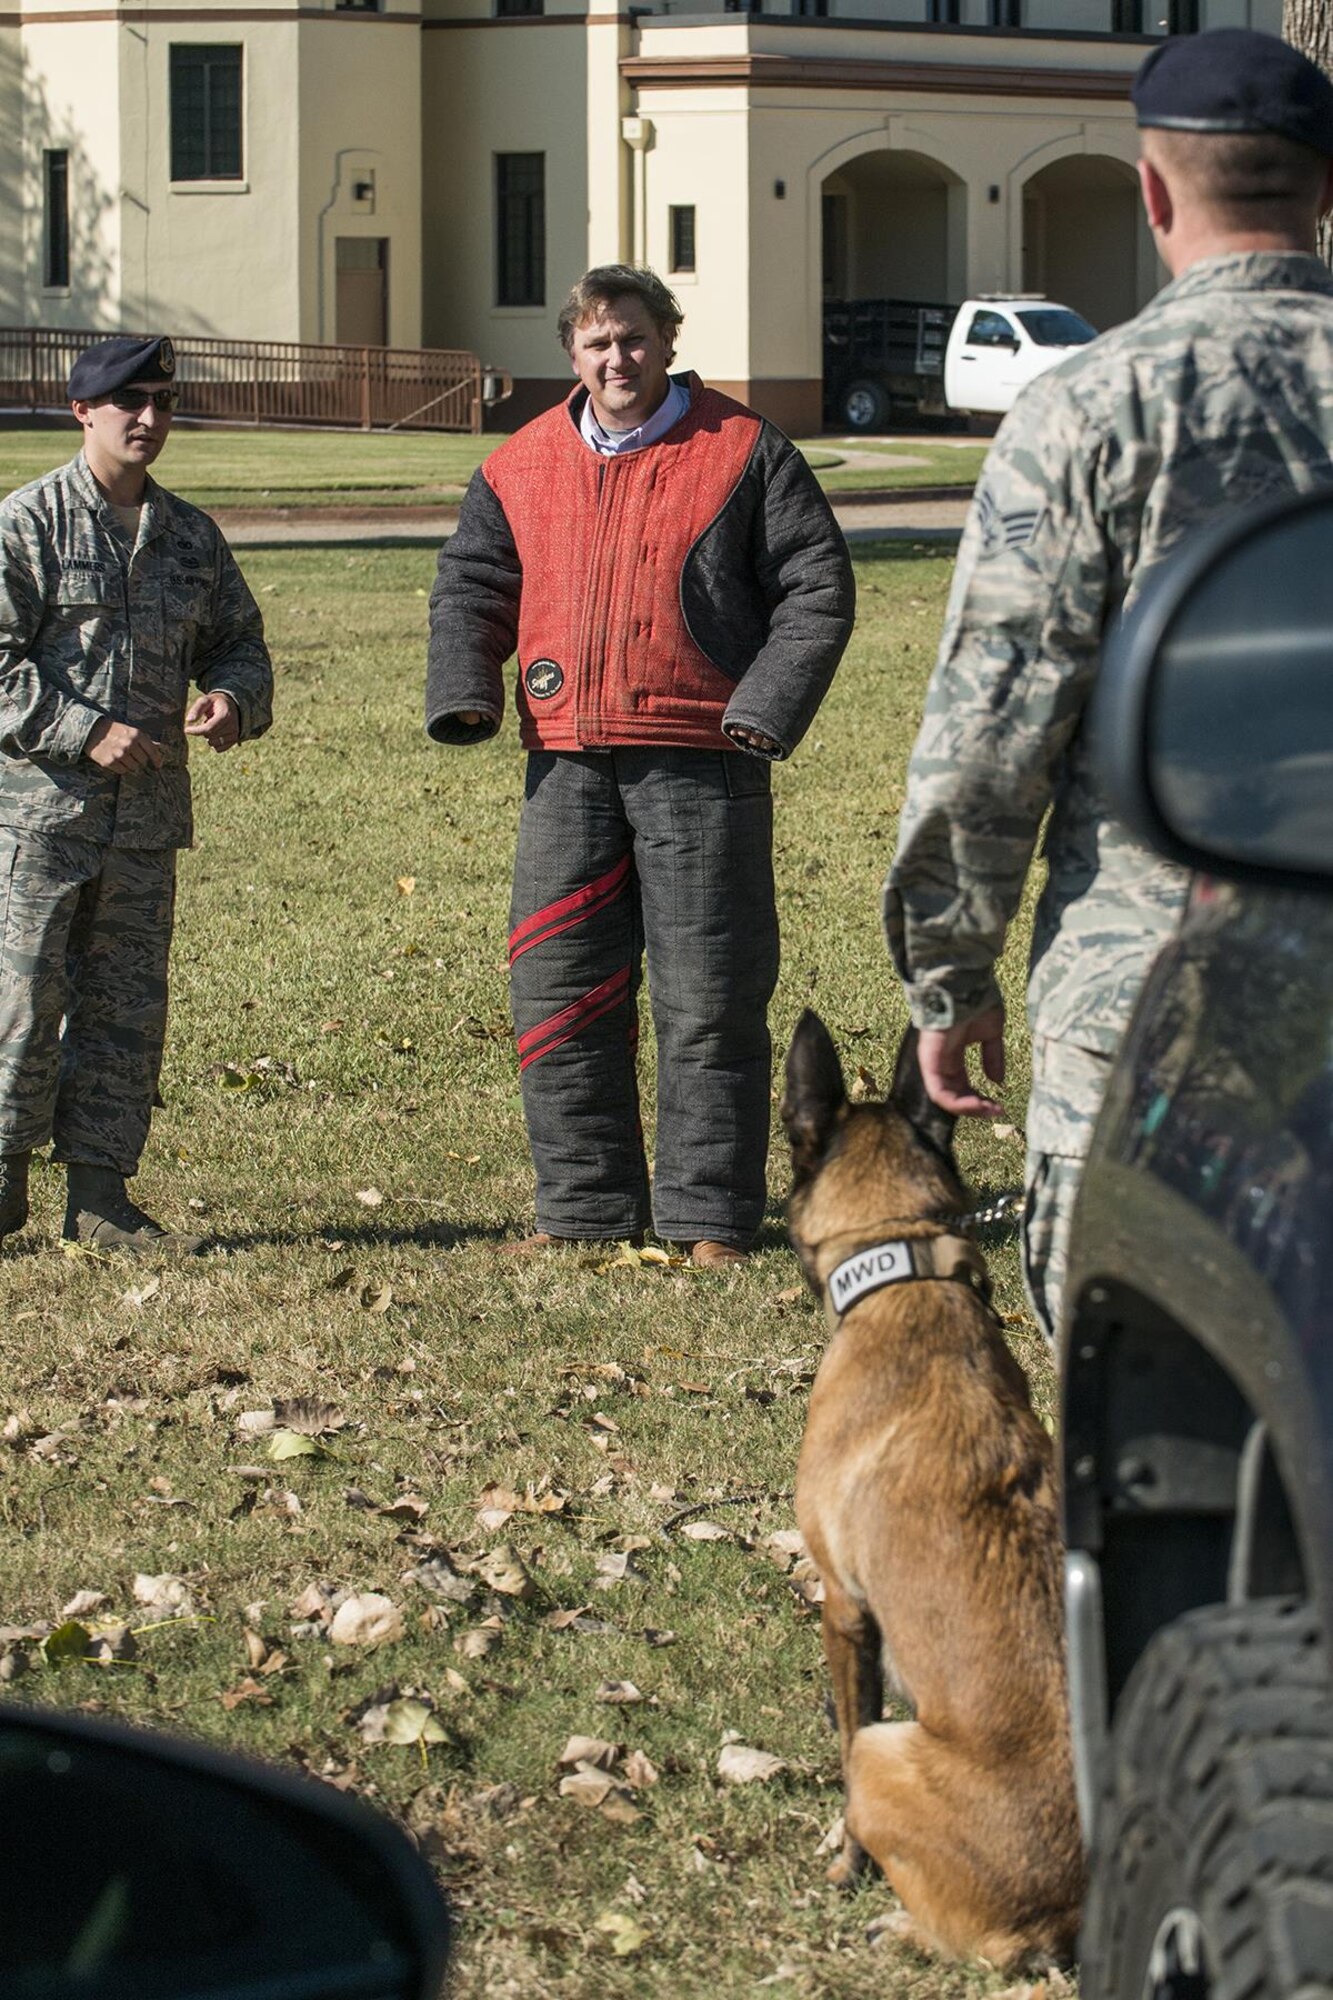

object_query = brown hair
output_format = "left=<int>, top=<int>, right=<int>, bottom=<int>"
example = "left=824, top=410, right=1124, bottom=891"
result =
left=1144, top=127, right=1329, bottom=230
left=557, top=265, right=684, bottom=359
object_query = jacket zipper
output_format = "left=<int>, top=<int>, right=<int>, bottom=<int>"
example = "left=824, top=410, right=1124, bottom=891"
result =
left=573, top=457, right=616, bottom=746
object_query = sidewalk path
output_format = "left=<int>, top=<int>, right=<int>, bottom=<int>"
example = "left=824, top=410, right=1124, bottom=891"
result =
left=213, top=490, right=969, bottom=551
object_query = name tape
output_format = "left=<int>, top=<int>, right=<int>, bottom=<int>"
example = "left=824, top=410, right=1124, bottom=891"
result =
left=827, top=1240, right=913, bottom=1318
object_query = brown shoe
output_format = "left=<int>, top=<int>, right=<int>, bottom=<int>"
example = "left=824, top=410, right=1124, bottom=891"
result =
left=498, top=1230, right=645, bottom=1257
left=685, top=1240, right=749, bottom=1269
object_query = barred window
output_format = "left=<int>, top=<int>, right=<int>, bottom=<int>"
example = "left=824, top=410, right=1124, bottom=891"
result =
left=170, top=45, right=243, bottom=182
left=496, top=153, right=544, bottom=307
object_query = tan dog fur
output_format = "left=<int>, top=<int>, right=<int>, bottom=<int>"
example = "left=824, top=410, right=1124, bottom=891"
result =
left=783, top=1011, right=1083, bottom=1967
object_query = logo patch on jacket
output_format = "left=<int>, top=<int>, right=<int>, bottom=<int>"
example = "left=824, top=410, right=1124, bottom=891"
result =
left=524, top=658, right=564, bottom=700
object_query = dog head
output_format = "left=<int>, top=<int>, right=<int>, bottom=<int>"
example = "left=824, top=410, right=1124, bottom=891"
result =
left=782, top=1009, right=962, bottom=1292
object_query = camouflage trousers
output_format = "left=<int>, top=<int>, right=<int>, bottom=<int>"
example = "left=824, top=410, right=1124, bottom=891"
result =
left=0, top=830, right=176, bottom=1176
left=1022, top=1036, right=1115, bottom=1348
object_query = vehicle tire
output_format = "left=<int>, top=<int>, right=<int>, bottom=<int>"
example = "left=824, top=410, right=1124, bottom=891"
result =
left=1080, top=1597, right=1333, bottom=2000
left=840, top=379, right=890, bottom=432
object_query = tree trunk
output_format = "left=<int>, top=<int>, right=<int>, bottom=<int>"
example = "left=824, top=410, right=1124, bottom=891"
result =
left=1284, top=0, right=1333, bottom=264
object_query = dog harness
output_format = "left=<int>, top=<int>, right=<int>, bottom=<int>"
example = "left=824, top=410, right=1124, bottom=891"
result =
left=822, top=1230, right=991, bottom=1331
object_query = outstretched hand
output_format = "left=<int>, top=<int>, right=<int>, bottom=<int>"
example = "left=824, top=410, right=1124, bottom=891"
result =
left=917, top=1006, right=1007, bottom=1119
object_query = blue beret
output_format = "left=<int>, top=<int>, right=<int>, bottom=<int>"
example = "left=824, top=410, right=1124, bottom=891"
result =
left=68, top=334, right=176, bottom=402
left=1133, top=28, right=1333, bottom=157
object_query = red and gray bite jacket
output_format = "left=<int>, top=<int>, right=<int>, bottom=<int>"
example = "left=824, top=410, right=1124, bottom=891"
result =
left=425, top=374, right=855, bottom=760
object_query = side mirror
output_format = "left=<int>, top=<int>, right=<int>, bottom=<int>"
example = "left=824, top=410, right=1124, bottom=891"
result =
left=1091, top=487, right=1333, bottom=884
left=0, top=1704, right=452, bottom=2000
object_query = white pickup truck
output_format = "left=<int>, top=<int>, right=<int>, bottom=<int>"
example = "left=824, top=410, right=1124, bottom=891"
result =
left=823, top=294, right=1098, bottom=431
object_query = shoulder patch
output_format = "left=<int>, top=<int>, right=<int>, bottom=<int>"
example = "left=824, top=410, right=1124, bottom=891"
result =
left=976, top=485, right=1047, bottom=562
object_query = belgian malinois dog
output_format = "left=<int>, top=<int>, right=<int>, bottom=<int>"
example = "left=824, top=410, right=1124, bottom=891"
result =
left=782, top=1009, right=1082, bottom=1967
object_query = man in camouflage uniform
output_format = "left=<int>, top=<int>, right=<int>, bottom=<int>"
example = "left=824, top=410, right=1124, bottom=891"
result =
left=885, top=28, right=1333, bottom=1343
left=0, top=334, right=273, bottom=1253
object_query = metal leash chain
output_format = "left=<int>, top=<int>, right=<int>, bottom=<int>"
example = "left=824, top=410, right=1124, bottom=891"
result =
left=952, top=1186, right=1024, bottom=1231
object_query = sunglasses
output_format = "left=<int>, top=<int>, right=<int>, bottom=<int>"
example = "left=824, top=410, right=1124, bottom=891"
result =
left=106, top=387, right=181, bottom=413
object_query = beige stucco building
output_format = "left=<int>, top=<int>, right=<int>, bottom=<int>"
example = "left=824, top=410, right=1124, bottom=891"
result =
left=13, top=0, right=1282, bottom=431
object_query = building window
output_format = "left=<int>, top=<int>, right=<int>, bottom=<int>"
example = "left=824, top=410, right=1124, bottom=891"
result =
left=794, top=0, right=829, bottom=14
left=43, top=150, right=69, bottom=289
left=988, top=0, right=1021, bottom=23
left=496, top=0, right=544, bottom=14
left=334, top=0, right=380, bottom=9
left=1111, top=0, right=1144, bottom=28
left=170, top=45, right=243, bottom=181
left=669, top=206, right=696, bottom=274
left=927, top=0, right=961, bottom=20
left=1167, top=0, right=1198, bottom=28
left=496, top=153, right=544, bottom=307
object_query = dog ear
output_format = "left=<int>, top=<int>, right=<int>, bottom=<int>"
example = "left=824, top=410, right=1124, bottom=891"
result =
left=782, top=1010, right=847, bottom=1176
left=890, top=1025, right=958, bottom=1167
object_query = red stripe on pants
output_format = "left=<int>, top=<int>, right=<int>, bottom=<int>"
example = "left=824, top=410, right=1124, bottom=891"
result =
left=516, top=964, right=632, bottom=1071
left=508, top=854, right=631, bottom=966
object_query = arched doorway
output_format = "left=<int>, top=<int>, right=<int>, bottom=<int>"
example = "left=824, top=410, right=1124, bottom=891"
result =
left=821, top=148, right=965, bottom=304
left=819, top=148, right=965, bottom=428
left=1021, top=155, right=1152, bottom=334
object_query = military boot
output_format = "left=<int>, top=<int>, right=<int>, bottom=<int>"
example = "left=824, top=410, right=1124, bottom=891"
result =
left=0, top=1151, right=31, bottom=1245
left=63, top=1165, right=206, bottom=1258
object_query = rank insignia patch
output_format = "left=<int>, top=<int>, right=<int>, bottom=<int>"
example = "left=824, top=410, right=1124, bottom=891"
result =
left=976, top=486, right=1046, bottom=562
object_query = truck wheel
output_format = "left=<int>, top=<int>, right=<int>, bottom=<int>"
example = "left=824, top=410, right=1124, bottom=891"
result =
left=840, top=380, right=890, bottom=432
left=1080, top=1597, right=1333, bottom=2000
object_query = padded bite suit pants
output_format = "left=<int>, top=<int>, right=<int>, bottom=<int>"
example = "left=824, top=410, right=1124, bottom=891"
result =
left=510, top=748, right=780, bottom=1246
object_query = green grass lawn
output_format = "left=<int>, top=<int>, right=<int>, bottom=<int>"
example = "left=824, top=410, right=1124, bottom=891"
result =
left=0, top=425, right=984, bottom=512
left=0, top=539, right=1052, bottom=2000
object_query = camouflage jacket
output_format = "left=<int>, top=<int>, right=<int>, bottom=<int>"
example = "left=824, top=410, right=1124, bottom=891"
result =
left=886, top=253, right=1333, bottom=1144
left=0, top=453, right=273, bottom=847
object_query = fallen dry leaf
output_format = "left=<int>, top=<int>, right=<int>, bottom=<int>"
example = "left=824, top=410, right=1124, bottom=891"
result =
left=61, top=1590, right=108, bottom=1620
left=680, top=1520, right=728, bottom=1542
left=543, top=1605, right=592, bottom=1630
left=849, top=1064, right=881, bottom=1103
left=594, top=1552, right=634, bottom=1589
left=290, top=1582, right=337, bottom=1625
left=557, top=1735, right=620, bottom=1771
left=267, top=1428, right=329, bottom=1463
left=355, top=1188, right=384, bottom=1208
left=622, top=1749, right=659, bottom=1789
left=396, top=876, right=416, bottom=897
left=329, top=1593, right=404, bottom=1649
left=360, top=1281, right=393, bottom=1315
left=717, top=1743, right=787, bottom=1785
left=560, top=1765, right=621, bottom=1808
left=221, top=1675, right=274, bottom=1711
left=596, top=1679, right=644, bottom=1705
left=379, top=1494, right=429, bottom=1523
left=454, top=1626, right=501, bottom=1660
left=595, top=1910, right=648, bottom=1956
left=467, top=1544, right=536, bottom=1601
left=132, top=1573, right=197, bottom=1623
left=236, top=1409, right=277, bottom=1437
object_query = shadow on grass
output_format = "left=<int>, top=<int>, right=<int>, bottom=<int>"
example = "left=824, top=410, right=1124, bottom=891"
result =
left=208, top=1217, right=509, bottom=1254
